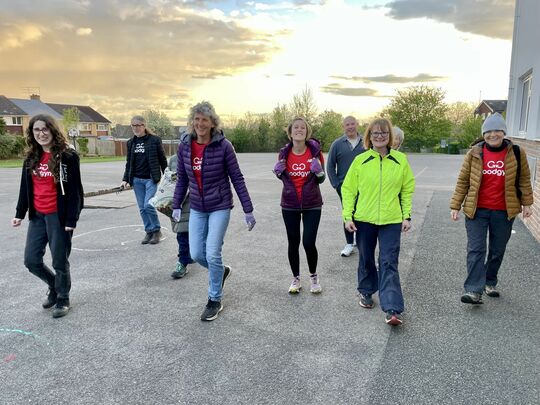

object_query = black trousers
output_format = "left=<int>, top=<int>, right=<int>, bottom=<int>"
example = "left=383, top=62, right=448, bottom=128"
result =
left=24, top=212, right=72, bottom=300
left=281, top=209, right=321, bottom=277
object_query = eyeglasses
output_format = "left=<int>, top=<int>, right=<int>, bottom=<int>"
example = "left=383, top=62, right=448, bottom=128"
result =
left=370, top=131, right=389, bottom=138
left=33, top=127, right=50, bottom=134
left=131, top=124, right=144, bottom=128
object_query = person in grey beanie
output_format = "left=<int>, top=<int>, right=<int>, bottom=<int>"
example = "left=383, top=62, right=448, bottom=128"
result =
left=450, top=113, right=533, bottom=305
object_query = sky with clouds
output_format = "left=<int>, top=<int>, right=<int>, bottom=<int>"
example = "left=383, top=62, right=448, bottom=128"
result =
left=0, top=0, right=515, bottom=124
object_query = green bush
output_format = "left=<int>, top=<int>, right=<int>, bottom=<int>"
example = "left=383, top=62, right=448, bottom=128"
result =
left=77, top=137, right=89, bottom=155
left=0, top=133, right=26, bottom=159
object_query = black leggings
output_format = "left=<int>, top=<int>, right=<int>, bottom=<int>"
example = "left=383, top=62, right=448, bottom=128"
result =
left=281, top=209, right=321, bottom=277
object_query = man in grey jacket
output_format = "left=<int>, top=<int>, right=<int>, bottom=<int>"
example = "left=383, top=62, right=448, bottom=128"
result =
left=326, top=116, right=365, bottom=256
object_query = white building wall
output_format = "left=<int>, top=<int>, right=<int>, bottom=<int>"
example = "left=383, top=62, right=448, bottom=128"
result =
left=507, top=0, right=540, bottom=140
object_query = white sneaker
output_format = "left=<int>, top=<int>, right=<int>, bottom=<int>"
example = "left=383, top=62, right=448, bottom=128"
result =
left=340, top=244, right=354, bottom=257
left=288, top=277, right=301, bottom=294
left=309, top=274, right=322, bottom=294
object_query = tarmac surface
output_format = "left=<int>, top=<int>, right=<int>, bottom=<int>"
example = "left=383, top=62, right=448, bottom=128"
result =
left=1, top=154, right=538, bottom=404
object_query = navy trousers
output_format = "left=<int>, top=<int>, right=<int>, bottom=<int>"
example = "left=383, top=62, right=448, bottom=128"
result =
left=356, top=221, right=404, bottom=313
left=464, top=208, right=514, bottom=293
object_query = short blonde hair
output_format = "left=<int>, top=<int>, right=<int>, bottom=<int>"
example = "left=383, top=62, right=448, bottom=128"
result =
left=286, top=117, right=312, bottom=141
left=363, top=118, right=394, bottom=149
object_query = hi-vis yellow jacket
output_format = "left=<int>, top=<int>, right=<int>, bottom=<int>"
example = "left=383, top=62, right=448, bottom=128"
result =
left=342, top=148, right=415, bottom=225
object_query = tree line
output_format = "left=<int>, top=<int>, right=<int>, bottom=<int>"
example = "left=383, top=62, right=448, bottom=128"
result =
left=190, top=85, right=482, bottom=153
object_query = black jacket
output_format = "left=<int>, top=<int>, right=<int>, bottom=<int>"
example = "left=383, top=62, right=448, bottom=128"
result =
left=123, top=134, right=167, bottom=184
left=15, top=151, right=84, bottom=228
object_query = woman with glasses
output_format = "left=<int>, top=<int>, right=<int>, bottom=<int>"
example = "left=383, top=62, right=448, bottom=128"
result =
left=11, top=114, right=84, bottom=318
left=121, top=115, right=167, bottom=245
left=341, top=118, right=415, bottom=326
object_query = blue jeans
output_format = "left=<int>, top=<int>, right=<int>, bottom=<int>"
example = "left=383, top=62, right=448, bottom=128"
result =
left=24, top=212, right=72, bottom=300
left=189, top=209, right=231, bottom=302
left=464, top=208, right=514, bottom=293
left=356, top=221, right=404, bottom=313
left=176, top=232, right=194, bottom=266
left=133, top=177, right=160, bottom=233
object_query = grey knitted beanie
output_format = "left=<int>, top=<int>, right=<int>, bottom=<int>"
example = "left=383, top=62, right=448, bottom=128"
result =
left=481, top=113, right=507, bottom=135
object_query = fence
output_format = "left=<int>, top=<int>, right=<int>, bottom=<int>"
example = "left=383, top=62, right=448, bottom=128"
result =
left=82, top=138, right=180, bottom=157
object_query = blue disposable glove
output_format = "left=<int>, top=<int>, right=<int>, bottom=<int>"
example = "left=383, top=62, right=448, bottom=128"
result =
left=273, top=160, right=286, bottom=177
left=172, top=208, right=182, bottom=222
left=245, top=212, right=256, bottom=231
left=310, top=158, right=324, bottom=175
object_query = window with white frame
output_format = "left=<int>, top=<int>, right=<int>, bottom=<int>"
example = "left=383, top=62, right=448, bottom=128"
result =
left=79, top=123, right=91, bottom=131
left=518, top=73, right=532, bottom=134
left=97, top=124, right=108, bottom=131
left=10, top=116, right=22, bottom=125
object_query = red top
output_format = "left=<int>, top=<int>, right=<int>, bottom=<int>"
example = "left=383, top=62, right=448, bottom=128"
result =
left=477, top=145, right=507, bottom=211
left=191, top=140, right=207, bottom=192
left=286, top=148, right=324, bottom=202
left=32, top=152, right=57, bottom=214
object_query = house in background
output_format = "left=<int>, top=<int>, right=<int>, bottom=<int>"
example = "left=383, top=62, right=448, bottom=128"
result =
left=10, top=94, right=63, bottom=134
left=506, top=0, right=540, bottom=242
left=47, top=102, right=111, bottom=137
left=1, top=94, right=111, bottom=137
left=0, top=95, right=28, bottom=135
left=474, top=99, right=507, bottom=118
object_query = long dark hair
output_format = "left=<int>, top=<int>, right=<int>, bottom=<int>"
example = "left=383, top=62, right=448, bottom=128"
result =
left=25, top=114, right=71, bottom=183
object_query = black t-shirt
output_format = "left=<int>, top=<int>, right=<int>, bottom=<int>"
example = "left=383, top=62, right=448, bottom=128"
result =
left=133, top=135, right=150, bottom=179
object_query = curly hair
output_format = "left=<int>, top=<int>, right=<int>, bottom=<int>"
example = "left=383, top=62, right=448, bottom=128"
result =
left=187, top=101, right=221, bottom=133
left=25, top=114, right=71, bottom=183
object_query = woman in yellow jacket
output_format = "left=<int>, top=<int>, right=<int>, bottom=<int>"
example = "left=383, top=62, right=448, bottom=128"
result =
left=342, top=118, right=415, bottom=326
left=450, top=113, right=533, bottom=304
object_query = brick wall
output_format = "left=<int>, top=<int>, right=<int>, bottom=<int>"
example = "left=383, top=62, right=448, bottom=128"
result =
left=509, top=137, right=540, bottom=243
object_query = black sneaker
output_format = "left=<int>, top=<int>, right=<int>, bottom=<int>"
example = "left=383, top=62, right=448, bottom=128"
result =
left=42, top=288, right=57, bottom=309
left=461, top=291, right=483, bottom=304
left=52, top=299, right=70, bottom=318
left=201, top=299, right=223, bottom=321
left=385, top=311, right=403, bottom=326
left=141, top=233, right=152, bottom=245
left=358, top=293, right=374, bottom=309
left=484, top=285, right=500, bottom=297
left=222, top=266, right=231, bottom=288
left=149, top=231, right=162, bottom=245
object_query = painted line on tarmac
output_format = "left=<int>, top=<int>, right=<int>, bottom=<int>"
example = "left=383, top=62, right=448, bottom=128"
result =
left=72, top=224, right=169, bottom=252
left=414, top=166, right=428, bottom=178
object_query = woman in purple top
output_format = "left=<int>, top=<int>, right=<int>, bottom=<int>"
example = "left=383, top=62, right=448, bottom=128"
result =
left=273, top=117, right=326, bottom=295
left=172, top=101, right=256, bottom=321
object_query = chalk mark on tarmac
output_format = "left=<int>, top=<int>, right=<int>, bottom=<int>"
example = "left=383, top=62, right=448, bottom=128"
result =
left=0, top=328, right=37, bottom=338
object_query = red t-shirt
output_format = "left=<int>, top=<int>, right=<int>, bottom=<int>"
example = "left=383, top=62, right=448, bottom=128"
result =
left=285, top=149, right=324, bottom=202
left=191, top=140, right=207, bottom=192
left=32, top=152, right=57, bottom=214
left=477, top=145, right=507, bottom=211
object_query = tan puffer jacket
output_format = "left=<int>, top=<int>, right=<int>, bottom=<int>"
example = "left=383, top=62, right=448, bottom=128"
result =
left=450, top=140, right=534, bottom=219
